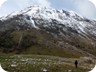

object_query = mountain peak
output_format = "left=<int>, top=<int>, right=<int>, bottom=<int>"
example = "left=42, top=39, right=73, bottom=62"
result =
left=0, top=5, right=84, bottom=22
left=0, top=5, right=92, bottom=34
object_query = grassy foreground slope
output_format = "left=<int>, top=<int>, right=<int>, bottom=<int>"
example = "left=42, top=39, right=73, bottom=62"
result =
left=0, top=55, right=95, bottom=72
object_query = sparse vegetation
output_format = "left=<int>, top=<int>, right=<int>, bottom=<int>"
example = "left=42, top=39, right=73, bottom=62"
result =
left=0, top=55, right=94, bottom=72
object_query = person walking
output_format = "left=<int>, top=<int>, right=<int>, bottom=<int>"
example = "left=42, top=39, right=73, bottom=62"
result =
left=75, top=60, right=78, bottom=68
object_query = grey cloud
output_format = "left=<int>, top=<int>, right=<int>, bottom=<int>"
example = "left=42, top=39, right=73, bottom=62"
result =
left=73, top=0, right=96, bottom=19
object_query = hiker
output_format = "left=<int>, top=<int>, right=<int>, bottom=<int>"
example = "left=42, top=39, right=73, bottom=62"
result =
left=75, top=60, right=78, bottom=68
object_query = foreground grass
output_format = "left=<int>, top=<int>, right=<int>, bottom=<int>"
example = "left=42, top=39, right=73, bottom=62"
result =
left=0, top=55, right=95, bottom=72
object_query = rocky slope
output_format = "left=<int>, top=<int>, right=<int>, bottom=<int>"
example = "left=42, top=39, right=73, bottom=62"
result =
left=0, top=5, right=96, bottom=57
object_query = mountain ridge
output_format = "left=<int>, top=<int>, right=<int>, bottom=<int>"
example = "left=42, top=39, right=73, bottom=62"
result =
left=0, top=5, right=96, bottom=58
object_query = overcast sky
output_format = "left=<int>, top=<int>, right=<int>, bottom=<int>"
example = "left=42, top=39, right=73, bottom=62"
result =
left=0, top=0, right=96, bottom=19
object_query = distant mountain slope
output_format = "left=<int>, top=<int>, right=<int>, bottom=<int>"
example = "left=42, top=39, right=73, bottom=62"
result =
left=0, top=5, right=96, bottom=57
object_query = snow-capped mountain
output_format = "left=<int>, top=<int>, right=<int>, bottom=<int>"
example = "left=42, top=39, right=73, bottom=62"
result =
left=1, top=5, right=96, bottom=37
left=0, top=5, right=96, bottom=57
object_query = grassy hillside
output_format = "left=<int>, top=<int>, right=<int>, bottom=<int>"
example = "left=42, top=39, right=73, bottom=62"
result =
left=0, top=29, right=86, bottom=58
left=0, top=29, right=96, bottom=58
